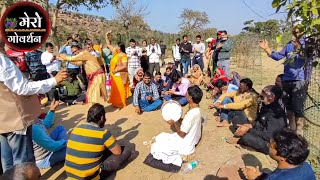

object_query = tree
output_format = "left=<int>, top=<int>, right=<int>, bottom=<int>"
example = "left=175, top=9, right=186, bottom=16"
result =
left=272, top=0, right=319, bottom=37
left=50, top=0, right=119, bottom=47
left=113, top=0, right=150, bottom=45
left=179, top=9, right=210, bottom=35
left=242, top=19, right=282, bottom=47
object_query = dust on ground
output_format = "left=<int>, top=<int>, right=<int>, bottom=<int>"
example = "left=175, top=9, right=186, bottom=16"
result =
left=40, top=57, right=284, bottom=180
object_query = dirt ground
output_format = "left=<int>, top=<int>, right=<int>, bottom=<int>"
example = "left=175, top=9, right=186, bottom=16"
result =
left=40, top=56, right=284, bottom=180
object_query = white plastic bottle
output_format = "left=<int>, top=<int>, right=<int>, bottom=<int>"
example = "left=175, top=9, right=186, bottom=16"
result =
left=183, top=160, right=199, bottom=174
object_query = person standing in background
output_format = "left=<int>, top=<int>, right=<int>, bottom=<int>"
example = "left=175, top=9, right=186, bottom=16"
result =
left=172, top=38, right=182, bottom=73
left=160, top=40, right=167, bottom=67
left=59, top=37, right=80, bottom=75
left=192, top=35, right=206, bottom=71
left=102, top=45, right=113, bottom=73
left=147, top=37, right=161, bottom=76
left=212, top=31, right=222, bottom=72
left=216, top=30, right=233, bottom=76
left=25, top=49, right=48, bottom=81
left=259, top=27, right=306, bottom=136
left=179, top=35, right=193, bottom=76
left=126, top=39, right=142, bottom=89
left=41, top=43, right=62, bottom=77
left=140, top=40, right=149, bottom=73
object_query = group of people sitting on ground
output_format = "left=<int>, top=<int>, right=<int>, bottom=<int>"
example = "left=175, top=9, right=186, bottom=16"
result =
left=132, top=62, right=203, bottom=114
left=16, top=101, right=136, bottom=179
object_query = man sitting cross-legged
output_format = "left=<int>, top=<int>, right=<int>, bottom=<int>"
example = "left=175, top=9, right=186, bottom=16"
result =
left=208, top=79, right=238, bottom=122
left=32, top=100, right=68, bottom=169
left=150, top=85, right=203, bottom=167
left=226, top=85, right=288, bottom=155
left=65, top=104, right=134, bottom=180
left=214, top=78, right=259, bottom=128
left=163, top=72, right=191, bottom=106
left=133, top=71, right=163, bottom=114
left=241, top=129, right=316, bottom=180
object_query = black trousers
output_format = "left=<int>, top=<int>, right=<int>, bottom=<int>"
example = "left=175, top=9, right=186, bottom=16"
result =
left=238, top=133, right=269, bottom=155
left=100, top=146, right=132, bottom=178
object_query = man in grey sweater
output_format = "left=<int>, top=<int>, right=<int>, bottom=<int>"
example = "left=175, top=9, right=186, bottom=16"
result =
left=216, top=30, right=233, bottom=76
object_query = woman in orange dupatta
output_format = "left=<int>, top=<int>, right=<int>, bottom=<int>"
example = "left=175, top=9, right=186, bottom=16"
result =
left=105, top=31, right=131, bottom=108
left=54, top=45, right=107, bottom=105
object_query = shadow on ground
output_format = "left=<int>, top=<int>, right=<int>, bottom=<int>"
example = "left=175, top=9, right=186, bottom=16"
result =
left=41, top=117, right=140, bottom=179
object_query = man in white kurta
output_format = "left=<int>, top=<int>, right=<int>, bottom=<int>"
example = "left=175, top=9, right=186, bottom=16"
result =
left=151, top=85, right=203, bottom=166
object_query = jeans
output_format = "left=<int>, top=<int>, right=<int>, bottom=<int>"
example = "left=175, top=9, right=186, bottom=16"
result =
left=217, top=59, right=231, bottom=76
left=220, top=97, right=233, bottom=121
left=36, top=125, right=67, bottom=169
left=192, top=55, right=204, bottom=71
left=181, top=57, right=191, bottom=76
left=0, top=126, right=35, bottom=172
left=139, top=99, right=163, bottom=112
left=163, top=95, right=188, bottom=106
left=128, top=67, right=139, bottom=88
left=149, top=63, right=160, bottom=76
left=228, top=110, right=249, bottom=131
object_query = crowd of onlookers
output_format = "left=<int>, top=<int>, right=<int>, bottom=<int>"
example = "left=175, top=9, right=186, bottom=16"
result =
left=0, top=26, right=317, bottom=180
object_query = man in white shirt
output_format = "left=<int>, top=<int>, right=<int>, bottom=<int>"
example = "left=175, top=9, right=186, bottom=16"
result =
left=192, top=35, right=206, bottom=71
left=150, top=85, right=203, bottom=167
left=0, top=33, right=68, bottom=172
left=41, top=42, right=62, bottom=76
left=172, top=38, right=182, bottom=73
left=126, top=39, right=142, bottom=88
left=147, top=37, right=161, bottom=76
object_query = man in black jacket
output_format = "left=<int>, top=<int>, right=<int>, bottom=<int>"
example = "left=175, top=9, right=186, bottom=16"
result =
left=226, top=85, right=287, bottom=154
left=179, top=35, right=193, bottom=76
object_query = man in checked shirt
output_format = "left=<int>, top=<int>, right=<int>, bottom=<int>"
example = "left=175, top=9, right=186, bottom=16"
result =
left=133, top=72, right=163, bottom=115
left=126, top=39, right=142, bottom=89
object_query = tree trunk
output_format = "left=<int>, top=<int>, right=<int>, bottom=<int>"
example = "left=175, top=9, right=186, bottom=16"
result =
left=51, top=7, right=60, bottom=49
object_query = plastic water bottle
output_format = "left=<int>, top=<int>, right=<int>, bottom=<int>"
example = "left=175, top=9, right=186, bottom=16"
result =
left=183, top=160, right=199, bottom=174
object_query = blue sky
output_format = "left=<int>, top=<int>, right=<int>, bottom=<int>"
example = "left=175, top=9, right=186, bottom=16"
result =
left=50, top=0, right=286, bottom=35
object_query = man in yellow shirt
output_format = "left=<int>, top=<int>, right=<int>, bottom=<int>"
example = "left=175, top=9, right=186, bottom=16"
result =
left=214, top=78, right=259, bottom=129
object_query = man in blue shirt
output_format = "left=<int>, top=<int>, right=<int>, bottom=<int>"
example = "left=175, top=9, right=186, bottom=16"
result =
left=133, top=72, right=163, bottom=114
left=59, top=37, right=80, bottom=75
left=259, top=27, right=306, bottom=136
left=32, top=100, right=67, bottom=169
left=242, top=128, right=316, bottom=180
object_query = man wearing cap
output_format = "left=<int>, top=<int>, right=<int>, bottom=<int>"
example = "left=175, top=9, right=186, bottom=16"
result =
left=259, top=27, right=306, bottom=136
left=226, top=85, right=287, bottom=155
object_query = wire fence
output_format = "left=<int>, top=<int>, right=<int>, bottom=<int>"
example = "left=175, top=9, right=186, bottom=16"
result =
left=231, top=49, right=320, bottom=177
left=304, top=57, right=320, bottom=177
